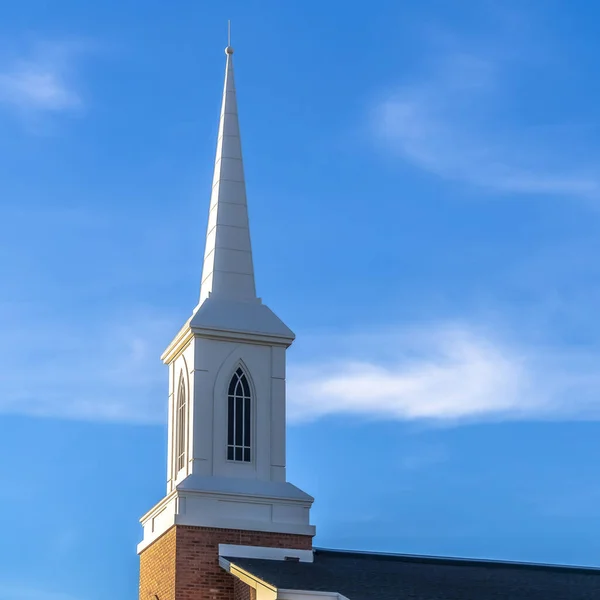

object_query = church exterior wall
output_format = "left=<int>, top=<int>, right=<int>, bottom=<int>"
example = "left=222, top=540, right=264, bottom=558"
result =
left=139, top=526, right=177, bottom=600
left=139, top=525, right=312, bottom=600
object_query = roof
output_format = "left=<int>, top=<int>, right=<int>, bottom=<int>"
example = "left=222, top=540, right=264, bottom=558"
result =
left=190, top=297, right=294, bottom=341
left=225, top=548, right=600, bottom=600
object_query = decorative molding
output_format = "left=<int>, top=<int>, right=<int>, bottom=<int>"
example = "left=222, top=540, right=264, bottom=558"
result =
left=161, top=322, right=194, bottom=363
left=190, top=326, right=293, bottom=347
left=138, top=484, right=315, bottom=554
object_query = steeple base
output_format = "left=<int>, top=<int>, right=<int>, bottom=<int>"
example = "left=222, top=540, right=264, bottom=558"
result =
left=138, top=475, right=315, bottom=554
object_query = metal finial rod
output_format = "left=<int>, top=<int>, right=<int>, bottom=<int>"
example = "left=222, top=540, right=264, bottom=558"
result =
left=225, top=20, right=234, bottom=54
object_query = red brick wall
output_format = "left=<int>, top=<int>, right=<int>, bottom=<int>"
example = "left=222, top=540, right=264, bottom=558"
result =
left=139, top=526, right=312, bottom=600
left=139, top=526, right=176, bottom=600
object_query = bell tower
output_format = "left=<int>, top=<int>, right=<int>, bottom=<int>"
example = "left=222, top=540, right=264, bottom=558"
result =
left=138, top=43, right=314, bottom=600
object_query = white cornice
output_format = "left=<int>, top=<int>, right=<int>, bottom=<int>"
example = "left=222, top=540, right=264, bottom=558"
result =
left=139, top=489, right=177, bottom=524
left=161, top=307, right=294, bottom=365
left=160, top=320, right=194, bottom=364
left=190, top=327, right=293, bottom=347
left=138, top=481, right=315, bottom=554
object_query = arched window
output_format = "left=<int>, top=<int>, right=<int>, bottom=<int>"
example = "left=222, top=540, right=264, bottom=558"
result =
left=176, top=372, right=187, bottom=472
left=227, top=367, right=251, bottom=462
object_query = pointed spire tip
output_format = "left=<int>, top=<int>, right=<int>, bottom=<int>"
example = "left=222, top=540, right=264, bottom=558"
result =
left=199, top=29, right=256, bottom=306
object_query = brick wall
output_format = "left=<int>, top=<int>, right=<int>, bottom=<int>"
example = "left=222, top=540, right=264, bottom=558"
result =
left=139, top=526, right=312, bottom=600
left=139, top=526, right=176, bottom=600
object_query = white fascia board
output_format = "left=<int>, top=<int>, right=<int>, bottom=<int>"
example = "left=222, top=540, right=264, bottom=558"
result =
left=218, top=544, right=313, bottom=563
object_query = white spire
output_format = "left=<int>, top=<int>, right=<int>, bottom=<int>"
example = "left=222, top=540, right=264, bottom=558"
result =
left=199, top=45, right=256, bottom=306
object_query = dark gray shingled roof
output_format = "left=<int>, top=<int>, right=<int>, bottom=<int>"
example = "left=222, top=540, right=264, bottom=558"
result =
left=226, top=548, right=600, bottom=600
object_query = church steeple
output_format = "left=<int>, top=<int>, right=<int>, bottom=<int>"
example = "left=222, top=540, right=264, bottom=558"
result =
left=199, top=45, right=256, bottom=306
left=138, top=43, right=314, bottom=585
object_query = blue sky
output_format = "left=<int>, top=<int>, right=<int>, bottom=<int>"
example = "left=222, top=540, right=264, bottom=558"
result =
left=2, top=0, right=600, bottom=598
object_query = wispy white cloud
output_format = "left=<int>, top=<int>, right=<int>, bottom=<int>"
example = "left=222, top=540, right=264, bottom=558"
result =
left=0, top=304, right=174, bottom=424
left=3, top=313, right=600, bottom=426
left=0, top=40, right=86, bottom=119
left=1, top=199, right=598, bottom=427
left=371, top=37, right=600, bottom=200
left=288, top=324, right=600, bottom=424
left=0, top=67, right=80, bottom=112
left=0, top=200, right=195, bottom=425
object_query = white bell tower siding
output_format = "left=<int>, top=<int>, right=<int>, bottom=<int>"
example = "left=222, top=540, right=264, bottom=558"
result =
left=138, top=45, right=314, bottom=554
left=162, top=328, right=290, bottom=491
